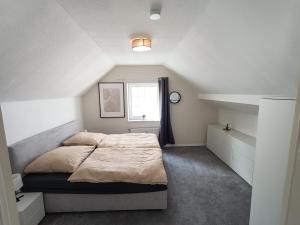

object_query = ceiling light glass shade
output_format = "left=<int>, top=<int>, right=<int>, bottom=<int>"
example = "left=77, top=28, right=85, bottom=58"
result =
left=150, top=13, right=161, bottom=20
left=132, top=38, right=151, bottom=52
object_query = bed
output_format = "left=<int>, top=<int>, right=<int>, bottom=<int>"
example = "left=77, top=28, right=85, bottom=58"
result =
left=22, top=173, right=167, bottom=194
left=8, top=121, right=168, bottom=212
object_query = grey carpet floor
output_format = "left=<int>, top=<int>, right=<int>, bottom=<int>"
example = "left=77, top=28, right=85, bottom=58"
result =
left=39, top=146, right=251, bottom=225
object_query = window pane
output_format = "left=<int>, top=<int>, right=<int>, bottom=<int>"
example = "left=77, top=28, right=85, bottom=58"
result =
left=128, top=83, right=159, bottom=121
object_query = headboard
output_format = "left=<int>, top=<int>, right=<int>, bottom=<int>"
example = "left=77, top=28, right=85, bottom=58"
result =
left=8, top=121, right=82, bottom=174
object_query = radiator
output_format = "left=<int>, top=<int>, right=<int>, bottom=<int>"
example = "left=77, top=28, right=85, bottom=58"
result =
left=128, top=127, right=160, bottom=137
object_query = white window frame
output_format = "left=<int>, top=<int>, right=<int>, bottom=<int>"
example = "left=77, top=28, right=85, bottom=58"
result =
left=127, top=83, right=160, bottom=122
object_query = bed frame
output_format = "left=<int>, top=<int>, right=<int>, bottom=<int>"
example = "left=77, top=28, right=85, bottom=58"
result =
left=8, top=121, right=167, bottom=212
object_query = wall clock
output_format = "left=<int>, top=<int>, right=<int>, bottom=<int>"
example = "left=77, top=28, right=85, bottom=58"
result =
left=169, top=91, right=181, bottom=104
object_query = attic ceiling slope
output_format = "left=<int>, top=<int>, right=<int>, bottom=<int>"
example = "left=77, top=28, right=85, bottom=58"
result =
left=57, top=0, right=299, bottom=95
left=0, top=0, right=113, bottom=102
left=1, top=0, right=299, bottom=101
left=57, top=0, right=204, bottom=65
left=165, top=0, right=300, bottom=96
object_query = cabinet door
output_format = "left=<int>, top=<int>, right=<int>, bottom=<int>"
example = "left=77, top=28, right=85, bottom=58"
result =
left=231, top=147, right=254, bottom=185
left=207, top=126, right=230, bottom=163
left=250, top=99, right=295, bottom=225
left=230, top=137, right=255, bottom=184
left=231, top=137, right=255, bottom=161
left=219, top=133, right=232, bottom=165
left=207, top=125, right=218, bottom=154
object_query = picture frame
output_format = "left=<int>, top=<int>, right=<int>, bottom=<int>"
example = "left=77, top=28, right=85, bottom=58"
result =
left=98, top=82, right=125, bottom=118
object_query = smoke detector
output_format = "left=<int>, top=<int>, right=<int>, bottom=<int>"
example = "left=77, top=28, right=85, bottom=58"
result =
left=150, top=9, right=161, bottom=21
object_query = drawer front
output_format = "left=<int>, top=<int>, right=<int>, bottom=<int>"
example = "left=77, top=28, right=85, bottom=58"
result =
left=231, top=137, right=255, bottom=161
left=207, top=126, right=231, bottom=164
left=207, top=126, right=224, bottom=156
left=19, top=194, right=45, bottom=225
left=231, top=151, right=254, bottom=185
left=207, top=126, right=218, bottom=152
left=26, top=204, right=45, bottom=225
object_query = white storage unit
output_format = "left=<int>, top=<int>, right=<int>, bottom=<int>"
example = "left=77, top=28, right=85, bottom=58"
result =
left=207, top=124, right=256, bottom=185
left=249, top=98, right=296, bottom=225
left=17, top=192, right=45, bottom=225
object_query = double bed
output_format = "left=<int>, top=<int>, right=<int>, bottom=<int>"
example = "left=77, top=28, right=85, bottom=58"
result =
left=8, top=121, right=168, bottom=212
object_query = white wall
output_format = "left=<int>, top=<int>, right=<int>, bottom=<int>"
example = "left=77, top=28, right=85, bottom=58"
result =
left=218, top=109, right=258, bottom=137
left=284, top=84, right=300, bottom=225
left=82, top=65, right=218, bottom=145
left=286, top=132, right=300, bottom=225
left=249, top=98, right=296, bottom=225
left=0, top=98, right=82, bottom=145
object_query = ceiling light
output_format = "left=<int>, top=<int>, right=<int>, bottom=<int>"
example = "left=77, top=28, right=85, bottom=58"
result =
left=132, top=38, right=151, bottom=52
left=150, top=11, right=161, bottom=20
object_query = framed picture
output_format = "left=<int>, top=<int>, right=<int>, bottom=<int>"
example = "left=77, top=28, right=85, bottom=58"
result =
left=98, top=82, right=125, bottom=118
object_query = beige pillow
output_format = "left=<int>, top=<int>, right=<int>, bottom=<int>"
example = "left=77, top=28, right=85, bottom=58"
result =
left=63, top=132, right=106, bottom=146
left=24, top=145, right=95, bottom=173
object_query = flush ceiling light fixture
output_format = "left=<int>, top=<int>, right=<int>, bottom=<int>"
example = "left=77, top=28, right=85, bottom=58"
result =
left=131, top=37, right=151, bottom=52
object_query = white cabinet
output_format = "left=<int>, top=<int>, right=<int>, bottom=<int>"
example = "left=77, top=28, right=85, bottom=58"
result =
left=17, top=192, right=45, bottom=225
left=249, top=98, right=296, bottom=225
left=207, top=124, right=256, bottom=185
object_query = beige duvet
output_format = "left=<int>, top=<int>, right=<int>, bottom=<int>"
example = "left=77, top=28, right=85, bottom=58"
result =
left=98, top=133, right=160, bottom=148
left=68, top=147, right=167, bottom=185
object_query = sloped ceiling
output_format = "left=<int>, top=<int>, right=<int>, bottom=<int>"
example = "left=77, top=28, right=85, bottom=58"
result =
left=0, top=0, right=113, bottom=102
left=57, top=0, right=204, bottom=65
left=0, top=0, right=299, bottom=102
left=165, top=0, right=300, bottom=95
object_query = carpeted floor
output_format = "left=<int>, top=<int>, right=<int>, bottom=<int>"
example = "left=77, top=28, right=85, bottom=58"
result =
left=39, top=146, right=251, bottom=225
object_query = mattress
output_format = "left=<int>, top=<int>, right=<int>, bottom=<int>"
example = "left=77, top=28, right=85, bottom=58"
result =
left=98, top=133, right=160, bottom=148
left=22, top=173, right=167, bottom=194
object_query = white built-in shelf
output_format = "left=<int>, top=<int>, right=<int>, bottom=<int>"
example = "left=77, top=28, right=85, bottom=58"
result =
left=207, top=124, right=256, bottom=185
left=198, top=94, right=271, bottom=106
left=210, top=124, right=256, bottom=147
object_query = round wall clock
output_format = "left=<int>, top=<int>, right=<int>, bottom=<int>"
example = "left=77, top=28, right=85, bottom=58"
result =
left=169, top=91, right=181, bottom=104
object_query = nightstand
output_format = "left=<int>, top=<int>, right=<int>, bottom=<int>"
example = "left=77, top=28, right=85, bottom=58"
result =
left=17, top=192, right=45, bottom=225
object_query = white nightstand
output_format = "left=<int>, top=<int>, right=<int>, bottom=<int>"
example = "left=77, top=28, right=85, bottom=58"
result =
left=17, top=192, right=45, bottom=225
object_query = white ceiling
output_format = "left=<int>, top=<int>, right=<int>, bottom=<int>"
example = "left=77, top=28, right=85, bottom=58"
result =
left=57, top=0, right=204, bottom=65
left=0, top=0, right=113, bottom=102
left=165, top=0, right=300, bottom=95
left=0, top=0, right=299, bottom=102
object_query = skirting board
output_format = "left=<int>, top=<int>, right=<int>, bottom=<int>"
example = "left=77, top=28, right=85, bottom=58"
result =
left=165, top=143, right=206, bottom=147
left=44, top=191, right=167, bottom=212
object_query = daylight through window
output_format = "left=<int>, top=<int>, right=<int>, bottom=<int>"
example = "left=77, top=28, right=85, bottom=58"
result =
left=127, top=83, right=160, bottom=121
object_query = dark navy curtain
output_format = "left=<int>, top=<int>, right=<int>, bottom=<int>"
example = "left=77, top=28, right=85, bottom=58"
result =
left=158, top=77, right=175, bottom=147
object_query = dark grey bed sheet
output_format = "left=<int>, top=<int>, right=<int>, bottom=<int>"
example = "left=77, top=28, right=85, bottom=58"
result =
left=22, top=173, right=167, bottom=194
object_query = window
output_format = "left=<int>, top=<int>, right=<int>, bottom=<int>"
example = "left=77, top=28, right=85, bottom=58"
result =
left=127, top=83, right=160, bottom=121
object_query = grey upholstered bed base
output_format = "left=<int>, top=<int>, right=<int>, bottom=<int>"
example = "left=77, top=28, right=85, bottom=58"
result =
left=8, top=121, right=168, bottom=212
left=44, top=191, right=167, bottom=212
left=8, top=121, right=83, bottom=174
